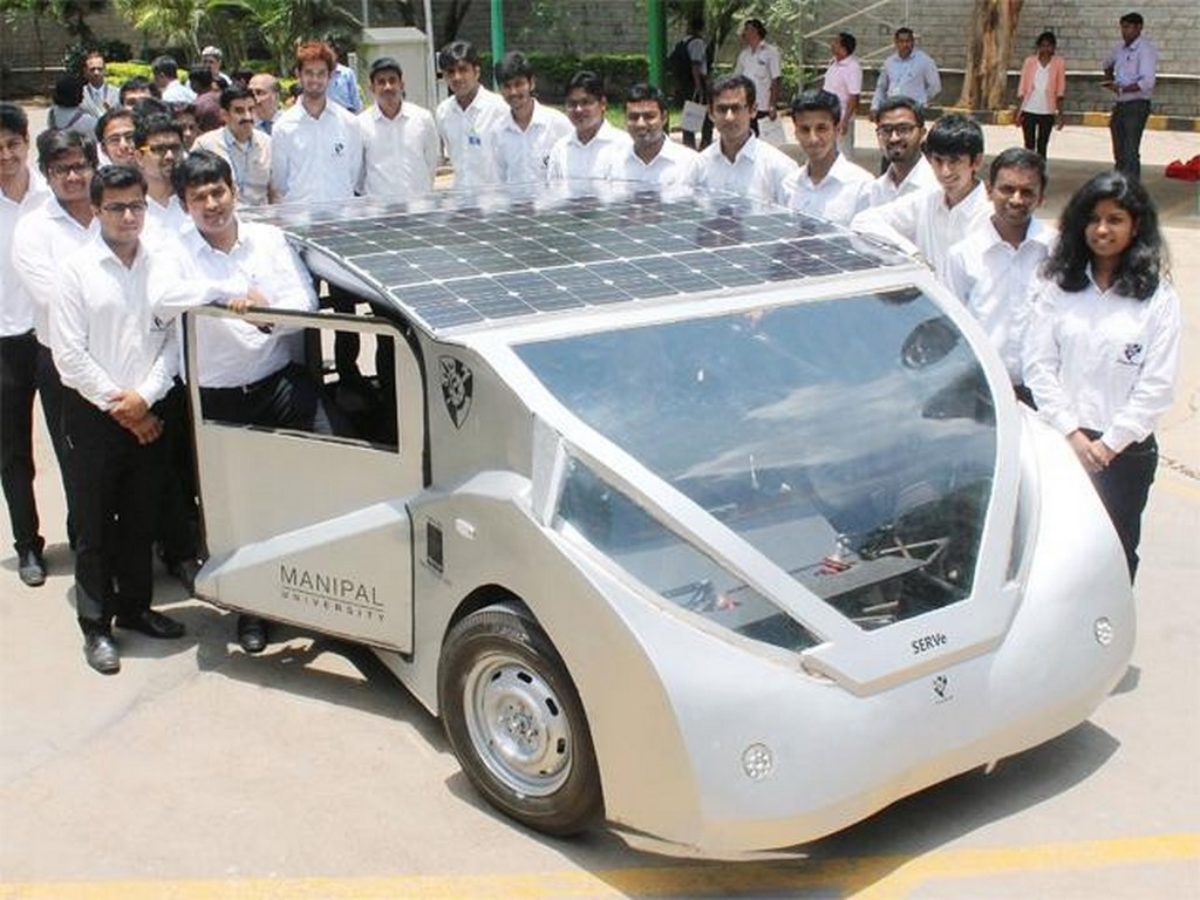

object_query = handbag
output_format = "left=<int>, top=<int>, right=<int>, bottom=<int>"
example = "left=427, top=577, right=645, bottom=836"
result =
left=680, top=100, right=708, bottom=134
left=758, top=116, right=787, bottom=146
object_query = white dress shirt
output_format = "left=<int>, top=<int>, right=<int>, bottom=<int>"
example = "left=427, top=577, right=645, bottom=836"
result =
left=944, top=217, right=1057, bottom=381
left=486, top=101, right=573, bottom=185
left=851, top=180, right=991, bottom=277
left=357, top=102, right=440, bottom=197
left=143, top=192, right=191, bottom=248
left=1, top=168, right=49, bottom=337
left=546, top=121, right=632, bottom=182
left=161, top=80, right=197, bottom=104
left=436, top=86, right=509, bottom=189
left=194, top=127, right=273, bottom=207
left=149, top=220, right=317, bottom=388
left=270, top=100, right=364, bottom=203
left=866, top=155, right=938, bottom=208
left=784, top=152, right=873, bottom=225
left=598, top=138, right=698, bottom=188
left=686, top=135, right=797, bottom=206
left=52, top=233, right=177, bottom=411
left=81, top=82, right=120, bottom=118
left=11, top=198, right=99, bottom=346
left=735, top=42, right=782, bottom=113
left=1024, top=272, right=1180, bottom=453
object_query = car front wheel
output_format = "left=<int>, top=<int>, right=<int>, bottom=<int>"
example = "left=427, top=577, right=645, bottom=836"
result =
left=438, top=604, right=603, bottom=836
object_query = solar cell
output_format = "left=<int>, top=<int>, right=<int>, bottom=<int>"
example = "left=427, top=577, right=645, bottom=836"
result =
left=249, top=181, right=911, bottom=333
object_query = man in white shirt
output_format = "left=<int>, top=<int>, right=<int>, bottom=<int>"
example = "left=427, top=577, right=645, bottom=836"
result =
left=152, top=55, right=196, bottom=106
left=784, top=89, right=872, bottom=225
left=151, top=151, right=333, bottom=654
left=734, top=18, right=782, bottom=136
left=12, top=130, right=100, bottom=558
left=133, top=113, right=190, bottom=245
left=686, top=74, right=796, bottom=206
left=194, top=84, right=273, bottom=206
left=865, top=96, right=938, bottom=207
left=944, top=148, right=1056, bottom=401
left=271, top=40, right=364, bottom=383
left=94, top=107, right=138, bottom=168
left=435, top=40, right=508, bottom=190
left=599, top=82, right=696, bottom=188
left=270, top=40, right=363, bottom=204
left=547, top=71, right=631, bottom=183
left=80, top=51, right=120, bottom=118
left=358, top=57, right=440, bottom=198
left=487, top=51, right=573, bottom=185
left=53, top=165, right=185, bottom=674
left=851, top=114, right=991, bottom=277
left=870, top=27, right=942, bottom=115
left=822, top=31, right=862, bottom=154
left=0, top=104, right=51, bottom=586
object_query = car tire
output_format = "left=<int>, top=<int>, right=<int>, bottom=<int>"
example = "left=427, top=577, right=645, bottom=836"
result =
left=438, top=604, right=603, bottom=836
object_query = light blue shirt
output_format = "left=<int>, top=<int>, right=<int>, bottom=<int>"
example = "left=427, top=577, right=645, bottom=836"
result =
left=871, top=48, right=941, bottom=111
left=328, top=64, right=363, bottom=113
left=1103, top=36, right=1157, bottom=102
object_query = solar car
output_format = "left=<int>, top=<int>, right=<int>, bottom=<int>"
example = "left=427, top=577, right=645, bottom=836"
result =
left=186, top=182, right=1135, bottom=855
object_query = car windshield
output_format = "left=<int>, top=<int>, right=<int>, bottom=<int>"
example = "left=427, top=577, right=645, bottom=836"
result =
left=518, top=289, right=997, bottom=629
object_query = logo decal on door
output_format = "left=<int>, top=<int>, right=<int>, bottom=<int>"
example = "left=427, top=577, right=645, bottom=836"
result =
left=440, top=356, right=474, bottom=428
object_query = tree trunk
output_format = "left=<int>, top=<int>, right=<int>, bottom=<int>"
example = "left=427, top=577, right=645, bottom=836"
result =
left=958, top=0, right=1023, bottom=110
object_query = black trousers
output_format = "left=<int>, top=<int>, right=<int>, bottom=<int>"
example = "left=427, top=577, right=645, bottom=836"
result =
left=156, top=381, right=199, bottom=565
left=63, top=388, right=166, bottom=635
left=36, top=343, right=75, bottom=544
left=1110, top=99, right=1150, bottom=180
left=315, top=279, right=362, bottom=382
left=1021, top=112, right=1056, bottom=159
left=0, top=332, right=42, bottom=555
left=1082, top=429, right=1157, bottom=583
left=199, top=362, right=333, bottom=434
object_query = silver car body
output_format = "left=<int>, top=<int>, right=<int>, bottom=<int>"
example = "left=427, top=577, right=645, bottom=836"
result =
left=190, top=183, right=1134, bottom=855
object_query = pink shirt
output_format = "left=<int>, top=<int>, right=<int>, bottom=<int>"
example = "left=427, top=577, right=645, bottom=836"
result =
left=1018, top=55, right=1066, bottom=114
left=822, top=55, right=863, bottom=122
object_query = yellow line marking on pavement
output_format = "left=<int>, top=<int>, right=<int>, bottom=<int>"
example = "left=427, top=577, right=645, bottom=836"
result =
left=1, top=833, right=1196, bottom=899
left=1158, top=470, right=1200, bottom=500
left=1082, top=111, right=1111, bottom=128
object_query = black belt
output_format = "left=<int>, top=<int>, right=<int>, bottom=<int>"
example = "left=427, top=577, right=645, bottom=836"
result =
left=201, top=364, right=289, bottom=398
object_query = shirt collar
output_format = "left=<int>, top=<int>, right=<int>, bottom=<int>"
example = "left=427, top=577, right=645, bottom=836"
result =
left=90, top=228, right=146, bottom=271
left=718, top=134, right=759, bottom=166
left=371, top=103, right=408, bottom=122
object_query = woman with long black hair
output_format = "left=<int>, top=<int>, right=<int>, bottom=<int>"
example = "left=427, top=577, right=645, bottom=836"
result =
left=1024, top=171, right=1180, bottom=581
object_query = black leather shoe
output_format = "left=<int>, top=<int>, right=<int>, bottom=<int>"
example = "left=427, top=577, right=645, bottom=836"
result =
left=84, top=633, right=120, bottom=674
left=115, top=609, right=186, bottom=639
left=18, top=550, right=46, bottom=587
left=237, top=615, right=268, bottom=653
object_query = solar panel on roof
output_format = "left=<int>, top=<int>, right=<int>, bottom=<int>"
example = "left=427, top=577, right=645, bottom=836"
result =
left=249, top=181, right=911, bottom=333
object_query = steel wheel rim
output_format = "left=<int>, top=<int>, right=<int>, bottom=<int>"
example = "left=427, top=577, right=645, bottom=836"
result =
left=463, top=650, right=573, bottom=797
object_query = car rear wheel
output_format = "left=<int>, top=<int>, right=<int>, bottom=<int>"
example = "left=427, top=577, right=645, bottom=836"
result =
left=438, top=605, right=602, bottom=836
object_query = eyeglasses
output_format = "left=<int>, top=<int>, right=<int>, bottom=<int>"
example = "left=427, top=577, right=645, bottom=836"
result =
left=876, top=123, right=918, bottom=138
left=142, top=142, right=184, bottom=157
left=100, top=201, right=148, bottom=215
left=48, top=162, right=94, bottom=177
left=103, top=131, right=136, bottom=146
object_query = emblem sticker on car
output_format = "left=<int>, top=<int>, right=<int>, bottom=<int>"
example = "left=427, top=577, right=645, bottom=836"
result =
left=439, top=356, right=473, bottom=428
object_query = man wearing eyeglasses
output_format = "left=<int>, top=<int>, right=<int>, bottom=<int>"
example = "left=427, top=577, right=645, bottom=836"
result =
left=546, top=70, right=630, bottom=182
left=80, top=51, right=120, bottom=118
left=94, top=107, right=138, bottom=167
left=864, top=96, right=936, bottom=208
left=12, top=130, right=102, bottom=559
left=133, top=113, right=190, bottom=245
left=52, top=164, right=185, bottom=675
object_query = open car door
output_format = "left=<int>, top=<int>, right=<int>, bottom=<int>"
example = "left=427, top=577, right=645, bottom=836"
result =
left=187, top=306, right=424, bottom=653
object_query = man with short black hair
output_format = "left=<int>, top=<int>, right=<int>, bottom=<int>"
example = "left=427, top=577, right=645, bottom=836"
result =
left=822, top=32, right=861, bottom=154
left=734, top=18, right=781, bottom=135
left=1102, top=11, right=1157, bottom=179
left=865, top=96, right=937, bottom=207
left=152, top=150, right=332, bottom=654
left=0, top=104, right=52, bottom=586
left=53, top=164, right=185, bottom=674
left=686, top=73, right=796, bottom=206
left=870, top=27, right=941, bottom=116
left=133, top=113, right=189, bottom=243
left=486, top=51, right=572, bottom=185
left=80, top=51, right=120, bottom=118
left=194, top=84, right=273, bottom=206
left=944, top=147, right=1056, bottom=398
left=547, top=71, right=631, bottom=182
left=152, top=55, right=196, bottom=105
left=95, top=107, right=137, bottom=167
left=784, top=89, right=872, bottom=224
left=119, top=76, right=157, bottom=106
left=435, top=40, right=508, bottom=188
left=189, top=66, right=223, bottom=134
left=599, top=83, right=696, bottom=188
left=852, top=113, right=990, bottom=276
left=358, top=57, right=439, bottom=197
left=327, top=38, right=363, bottom=114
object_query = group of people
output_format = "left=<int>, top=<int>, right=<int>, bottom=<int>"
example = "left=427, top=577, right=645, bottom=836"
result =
left=0, top=13, right=1179, bottom=676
